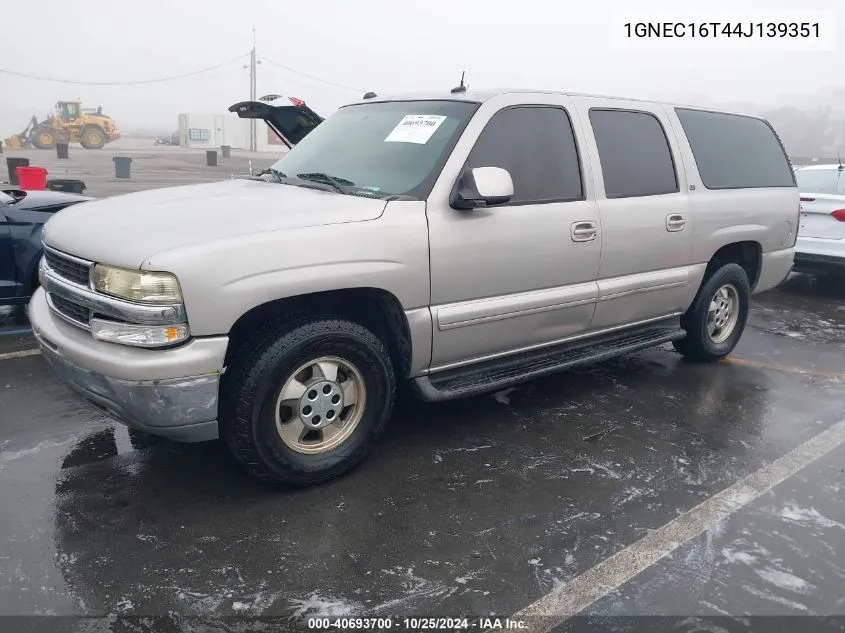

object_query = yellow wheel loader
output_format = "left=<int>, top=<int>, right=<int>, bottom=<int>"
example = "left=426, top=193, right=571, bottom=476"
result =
left=4, top=101, right=120, bottom=150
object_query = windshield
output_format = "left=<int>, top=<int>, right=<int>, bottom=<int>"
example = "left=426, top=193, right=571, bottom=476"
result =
left=795, top=167, right=845, bottom=195
left=0, top=190, right=13, bottom=204
left=270, top=100, right=479, bottom=199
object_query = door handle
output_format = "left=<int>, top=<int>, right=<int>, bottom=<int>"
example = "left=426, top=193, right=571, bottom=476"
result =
left=571, top=221, right=598, bottom=242
left=666, top=213, right=687, bottom=232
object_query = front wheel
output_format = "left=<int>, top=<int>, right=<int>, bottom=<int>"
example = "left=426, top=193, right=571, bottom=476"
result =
left=673, top=263, right=751, bottom=362
left=32, top=127, right=57, bottom=149
left=220, top=317, right=396, bottom=487
left=80, top=127, right=106, bottom=149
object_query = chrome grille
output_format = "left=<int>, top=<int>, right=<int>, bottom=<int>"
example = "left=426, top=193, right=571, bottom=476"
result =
left=44, top=249, right=91, bottom=286
left=49, top=294, right=91, bottom=327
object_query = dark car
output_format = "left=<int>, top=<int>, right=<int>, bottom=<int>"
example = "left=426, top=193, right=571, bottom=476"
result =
left=1, top=187, right=91, bottom=306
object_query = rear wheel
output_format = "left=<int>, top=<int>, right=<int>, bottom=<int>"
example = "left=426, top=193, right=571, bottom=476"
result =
left=673, top=263, right=751, bottom=362
left=32, top=127, right=57, bottom=149
left=80, top=126, right=106, bottom=149
left=220, top=316, right=396, bottom=487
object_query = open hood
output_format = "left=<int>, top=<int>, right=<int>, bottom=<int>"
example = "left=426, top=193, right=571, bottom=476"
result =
left=228, top=96, right=324, bottom=148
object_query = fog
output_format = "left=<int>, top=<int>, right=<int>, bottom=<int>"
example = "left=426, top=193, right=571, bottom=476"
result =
left=1, top=0, right=843, bottom=152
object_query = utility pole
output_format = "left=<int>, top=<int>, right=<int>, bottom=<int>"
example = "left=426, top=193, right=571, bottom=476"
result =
left=249, top=26, right=257, bottom=152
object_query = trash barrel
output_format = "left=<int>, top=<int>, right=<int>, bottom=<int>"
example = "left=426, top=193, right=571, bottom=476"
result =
left=6, top=157, right=29, bottom=185
left=16, top=166, right=48, bottom=190
left=206, top=150, right=218, bottom=167
left=221, top=145, right=231, bottom=158
left=113, top=156, right=132, bottom=179
left=56, top=143, right=69, bottom=159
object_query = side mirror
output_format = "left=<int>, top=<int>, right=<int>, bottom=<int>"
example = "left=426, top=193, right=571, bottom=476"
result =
left=452, top=166, right=514, bottom=210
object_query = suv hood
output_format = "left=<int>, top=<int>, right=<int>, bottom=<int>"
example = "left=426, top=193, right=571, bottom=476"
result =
left=43, top=178, right=387, bottom=268
left=229, top=97, right=323, bottom=148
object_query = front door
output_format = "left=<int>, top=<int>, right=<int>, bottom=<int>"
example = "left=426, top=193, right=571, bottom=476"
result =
left=574, top=99, right=694, bottom=330
left=426, top=97, right=602, bottom=370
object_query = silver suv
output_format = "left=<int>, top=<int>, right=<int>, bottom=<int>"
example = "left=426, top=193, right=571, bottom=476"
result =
left=30, top=89, right=798, bottom=486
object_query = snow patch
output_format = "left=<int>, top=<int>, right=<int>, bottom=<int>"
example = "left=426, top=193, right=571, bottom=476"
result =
left=288, top=593, right=361, bottom=618
left=755, top=567, right=814, bottom=595
left=743, top=585, right=809, bottom=611
left=370, top=567, right=456, bottom=614
left=721, top=547, right=757, bottom=565
left=114, top=598, right=134, bottom=613
left=780, top=503, right=845, bottom=530
left=493, top=388, right=518, bottom=404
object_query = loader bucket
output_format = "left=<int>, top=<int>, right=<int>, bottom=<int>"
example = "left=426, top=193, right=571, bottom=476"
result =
left=4, top=136, right=23, bottom=151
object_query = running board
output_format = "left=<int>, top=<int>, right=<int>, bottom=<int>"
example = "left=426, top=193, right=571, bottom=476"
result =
left=412, top=321, right=686, bottom=402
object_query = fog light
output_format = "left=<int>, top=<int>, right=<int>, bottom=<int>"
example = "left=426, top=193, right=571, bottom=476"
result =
left=91, top=318, right=189, bottom=348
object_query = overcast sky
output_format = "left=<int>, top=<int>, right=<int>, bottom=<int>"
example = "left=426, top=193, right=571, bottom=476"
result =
left=0, top=0, right=842, bottom=133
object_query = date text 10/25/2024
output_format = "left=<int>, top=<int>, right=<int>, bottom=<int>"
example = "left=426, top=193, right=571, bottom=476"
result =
left=307, top=617, right=527, bottom=630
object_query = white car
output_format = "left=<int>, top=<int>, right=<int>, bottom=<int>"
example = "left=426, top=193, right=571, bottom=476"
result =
left=793, top=164, right=845, bottom=275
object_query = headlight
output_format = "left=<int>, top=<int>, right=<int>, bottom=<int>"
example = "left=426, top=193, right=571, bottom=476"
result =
left=91, top=319, right=189, bottom=347
left=92, top=264, right=182, bottom=304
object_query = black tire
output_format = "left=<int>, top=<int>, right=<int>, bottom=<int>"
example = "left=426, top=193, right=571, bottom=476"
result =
left=32, top=127, right=57, bottom=149
left=80, top=126, right=106, bottom=149
left=220, top=316, right=396, bottom=487
left=673, top=263, right=751, bottom=362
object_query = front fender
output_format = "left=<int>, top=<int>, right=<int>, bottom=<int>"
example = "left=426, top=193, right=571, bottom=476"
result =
left=143, top=201, right=432, bottom=337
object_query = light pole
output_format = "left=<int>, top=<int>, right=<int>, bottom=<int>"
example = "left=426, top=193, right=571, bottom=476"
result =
left=242, top=27, right=261, bottom=151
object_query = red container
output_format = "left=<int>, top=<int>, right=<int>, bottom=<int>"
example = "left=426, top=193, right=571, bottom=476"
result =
left=16, top=166, right=48, bottom=190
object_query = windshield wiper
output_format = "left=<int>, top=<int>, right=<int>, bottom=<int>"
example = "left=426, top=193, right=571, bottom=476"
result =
left=296, top=172, right=354, bottom=194
left=257, top=168, right=287, bottom=183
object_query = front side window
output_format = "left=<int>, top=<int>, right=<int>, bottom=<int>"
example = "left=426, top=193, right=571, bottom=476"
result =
left=270, top=100, right=478, bottom=199
left=589, top=109, right=679, bottom=199
left=464, top=106, right=583, bottom=204
left=795, top=167, right=845, bottom=195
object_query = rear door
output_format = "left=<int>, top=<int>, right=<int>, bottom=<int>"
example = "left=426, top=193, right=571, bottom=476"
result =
left=0, top=207, right=15, bottom=300
left=575, top=98, right=694, bottom=330
left=794, top=167, right=845, bottom=239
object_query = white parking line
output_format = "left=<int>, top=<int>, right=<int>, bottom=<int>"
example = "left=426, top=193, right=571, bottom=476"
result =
left=0, top=349, right=41, bottom=361
left=512, top=418, right=845, bottom=632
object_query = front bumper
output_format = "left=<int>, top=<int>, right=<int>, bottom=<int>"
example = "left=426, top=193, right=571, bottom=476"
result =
left=29, top=288, right=227, bottom=442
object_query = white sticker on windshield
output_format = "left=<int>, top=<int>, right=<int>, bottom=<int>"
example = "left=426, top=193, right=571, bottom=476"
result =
left=384, top=115, right=447, bottom=144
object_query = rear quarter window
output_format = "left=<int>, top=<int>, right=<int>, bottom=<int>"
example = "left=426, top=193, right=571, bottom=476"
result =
left=675, top=108, right=795, bottom=190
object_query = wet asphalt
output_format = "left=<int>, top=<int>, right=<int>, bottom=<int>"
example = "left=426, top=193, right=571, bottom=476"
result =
left=1, top=273, right=844, bottom=627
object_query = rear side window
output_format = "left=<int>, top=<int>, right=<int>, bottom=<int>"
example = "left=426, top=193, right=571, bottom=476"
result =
left=589, top=109, right=679, bottom=199
left=465, top=106, right=583, bottom=204
left=795, top=168, right=845, bottom=194
left=675, top=108, right=794, bottom=190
